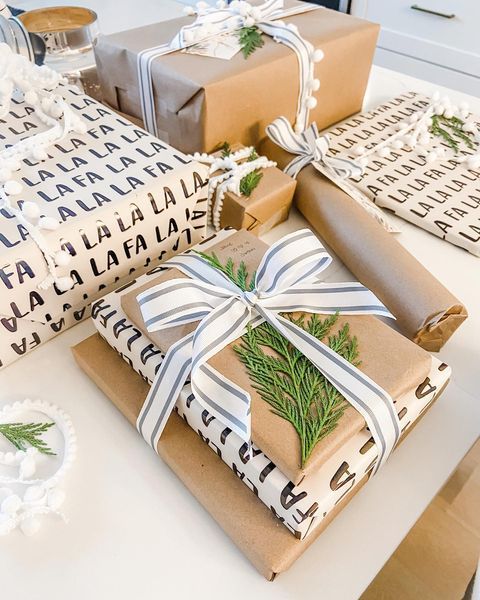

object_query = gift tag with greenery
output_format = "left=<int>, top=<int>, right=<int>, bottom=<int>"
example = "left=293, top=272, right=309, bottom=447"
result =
left=195, top=251, right=360, bottom=466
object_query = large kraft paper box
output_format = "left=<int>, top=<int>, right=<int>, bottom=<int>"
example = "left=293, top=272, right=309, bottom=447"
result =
left=90, top=259, right=451, bottom=541
left=94, top=4, right=379, bottom=154
left=0, top=85, right=208, bottom=369
left=72, top=331, right=449, bottom=579
left=120, top=229, right=436, bottom=486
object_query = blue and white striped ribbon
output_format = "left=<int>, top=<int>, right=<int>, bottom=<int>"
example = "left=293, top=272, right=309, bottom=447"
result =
left=266, top=116, right=399, bottom=232
left=136, top=228, right=401, bottom=473
left=137, top=0, right=321, bottom=138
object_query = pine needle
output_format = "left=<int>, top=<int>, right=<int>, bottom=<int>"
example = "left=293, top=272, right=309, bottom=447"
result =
left=238, top=26, right=264, bottom=59
left=198, top=253, right=360, bottom=467
left=429, top=114, right=476, bottom=153
left=0, top=421, right=56, bottom=455
left=239, top=170, right=263, bottom=197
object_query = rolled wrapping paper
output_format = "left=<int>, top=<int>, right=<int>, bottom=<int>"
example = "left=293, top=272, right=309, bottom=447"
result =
left=90, top=277, right=451, bottom=540
left=293, top=170, right=467, bottom=351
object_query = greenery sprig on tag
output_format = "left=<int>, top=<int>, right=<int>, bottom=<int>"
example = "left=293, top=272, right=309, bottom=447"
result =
left=430, top=114, right=476, bottom=152
left=195, top=253, right=359, bottom=466
left=238, top=25, right=264, bottom=59
left=0, top=421, right=55, bottom=455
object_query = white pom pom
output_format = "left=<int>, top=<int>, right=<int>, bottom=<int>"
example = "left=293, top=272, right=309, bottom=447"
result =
left=183, top=5, right=195, bottom=15
left=359, top=158, right=369, bottom=168
left=354, top=146, right=366, bottom=156
left=54, top=250, right=71, bottom=266
left=444, top=108, right=453, bottom=119
left=41, top=96, right=53, bottom=111
left=463, top=122, right=476, bottom=133
left=0, top=168, right=12, bottom=182
left=3, top=180, right=22, bottom=195
left=312, top=48, right=324, bottom=63
left=392, top=139, right=404, bottom=149
left=1, top=494, right=22, bottom=515
left=47, top=489, right=66, bottom=511
left=24, top=90, right=38, bottom=105
left=22, top=201, right=41, bottom=220
left=23, top=485, right=45, bottom=503
left=467, top=156, right=480, bottom=170
left=250, top=7, right=261, bottom=20
left=305, top=96, right=317, bottom=109
left=419, top=133, right=431, bottom=145
left=20, top=516, right=41, bottom=537
left=294, top=122, right=303, bottom=134
left=408, top=113, right=420, bottom=123
left=238, top=2, right=250, bottom=16
left=404, top=135, right=416, bottom=148
left=20, top=457, right=36, bottom=479
left=378, top=147, right=391, bottom=158
left=426, top=151, right=437, bottom=164
left=309, top=78, right=320, bottom=92
left=38, top=216, right=60, bottom=231
left=216, top=0, right=226, bottom=8
left=434, top=104, right=444, bottom=116
left=396, top=122, right=409, bottom=131
left=244, top=15, right=255, bottom=27
left=196, top=0, right=209, bottom=9
left=55, top=276, right=75, bottom=292
left=32, top=146, right=48, bottom=161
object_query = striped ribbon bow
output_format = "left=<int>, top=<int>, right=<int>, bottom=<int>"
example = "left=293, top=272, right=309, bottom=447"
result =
left=138, top=0, right=323, bottom=137
left=266, top=116, right=399, bottom=232
left=137, top=229, right=401, bottom=473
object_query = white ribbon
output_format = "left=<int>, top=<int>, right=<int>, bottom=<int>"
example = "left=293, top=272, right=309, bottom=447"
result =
left=136, top=229, right=401, bottom=473
left=137, top=0, right=322, bottom=137
left=190, top=146, right=276, bottom=230
left=266, top=116, right=400, bottom=233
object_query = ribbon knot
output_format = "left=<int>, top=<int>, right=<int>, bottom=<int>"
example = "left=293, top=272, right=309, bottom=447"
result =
left=136, top=229, right=401, bottom=474
left=266, top=117, right=399, bottom=232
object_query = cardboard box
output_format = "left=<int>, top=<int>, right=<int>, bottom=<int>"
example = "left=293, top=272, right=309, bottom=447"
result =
left=94, top=4, right=379, bottom=154
left=0, top=85, right=208, bottom=369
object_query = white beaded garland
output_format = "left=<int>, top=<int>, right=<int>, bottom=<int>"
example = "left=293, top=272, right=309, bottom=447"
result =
left=3, top=180, right=22, bottom=195
left=22, top=201, right=41, bottom=220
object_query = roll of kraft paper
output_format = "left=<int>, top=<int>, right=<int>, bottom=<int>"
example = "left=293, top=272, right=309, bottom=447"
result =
left=294, top=167, right=467, bottom=352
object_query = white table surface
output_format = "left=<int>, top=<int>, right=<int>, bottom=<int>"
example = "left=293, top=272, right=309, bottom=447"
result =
left=2, top=3, right=480, bottom=599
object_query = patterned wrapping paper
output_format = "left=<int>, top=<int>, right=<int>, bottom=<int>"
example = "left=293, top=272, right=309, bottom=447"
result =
left=91, top=232, right=451, bottom=540
left=323, top=91, right=480, bottom=256
left=0, top=85, right=208, bottom=368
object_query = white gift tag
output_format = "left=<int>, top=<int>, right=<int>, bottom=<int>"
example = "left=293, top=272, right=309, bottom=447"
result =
left=183, top=32, right=241, bottom=60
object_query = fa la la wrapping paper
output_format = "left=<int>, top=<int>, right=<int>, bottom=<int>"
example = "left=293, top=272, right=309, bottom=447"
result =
left=323, top=92, right=480, bottom=256
left=90, top=254, right=451, bottom=540
left=0, top=85, right=208, bottom=368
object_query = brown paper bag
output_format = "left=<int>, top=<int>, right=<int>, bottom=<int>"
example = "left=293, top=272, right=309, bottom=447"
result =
left=120, top=229, right=433, bottom=484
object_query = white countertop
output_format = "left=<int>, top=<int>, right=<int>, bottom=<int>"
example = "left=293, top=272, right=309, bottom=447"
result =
left=1, top=3, right=480, bottom=599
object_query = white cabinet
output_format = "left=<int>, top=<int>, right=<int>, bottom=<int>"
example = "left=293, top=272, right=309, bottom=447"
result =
left=351, top=0, right=480, bottom=96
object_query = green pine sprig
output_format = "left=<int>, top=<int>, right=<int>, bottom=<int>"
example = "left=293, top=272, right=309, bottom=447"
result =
left=198, top=254, right=359, bottom=467
left=238, top=26, right=264, bottom=59
left=429, top=114, right=476, bottom=153
left=0, top=421, right=56, bottom=455
left=239, top=169, right=263, bottom=197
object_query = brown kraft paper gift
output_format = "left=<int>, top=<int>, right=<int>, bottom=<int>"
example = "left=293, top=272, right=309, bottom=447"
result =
left=94, top=4, right=379, bottom=154
left=72, top=333, right=448, bottom=580
left=120, top=229, right=432, bottom=485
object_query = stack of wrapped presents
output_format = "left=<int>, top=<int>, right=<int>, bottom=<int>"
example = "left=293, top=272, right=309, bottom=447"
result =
left=1, top=0, right=476, bottom=579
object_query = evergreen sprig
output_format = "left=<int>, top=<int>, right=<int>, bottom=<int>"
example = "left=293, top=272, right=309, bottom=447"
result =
left=198, top=253, right=359, bottom=466
left=239, top=169, right=263, bottom=196
left=429, top=114, right=476, bottom=153
left=238, top=26, right=264, bottom=59
left=0, top=421, right=55, bottom=455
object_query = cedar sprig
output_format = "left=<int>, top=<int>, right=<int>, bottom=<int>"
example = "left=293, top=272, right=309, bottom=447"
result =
left=198, top=253, right=360, bottom=466
left=429, top=114, right=476, bottom=153
left=239, top=169, right=263, bottom=196
left=0, top=421, right=56, bottom=455
left=238, top=26, right=264, bottom=59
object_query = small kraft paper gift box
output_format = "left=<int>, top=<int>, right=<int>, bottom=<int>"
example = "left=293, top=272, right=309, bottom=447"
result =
left=0, top=49, right=208, bottom=369
left=193, top=143, right=297, bottom=235
left=73, top=228, right=451, bottom=578
left=94, top=0, right=379, bottom=154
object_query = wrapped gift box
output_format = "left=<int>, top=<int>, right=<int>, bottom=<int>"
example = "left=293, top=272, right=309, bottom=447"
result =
left=119, top=229, right=437, bottom=485
left=89, top=269, right=450, bottom=541
left=313, top=92, right=480, bottom=257
left=94, top=3, right=379, bottom=154
left=0, top=85, right=208, bottom=369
